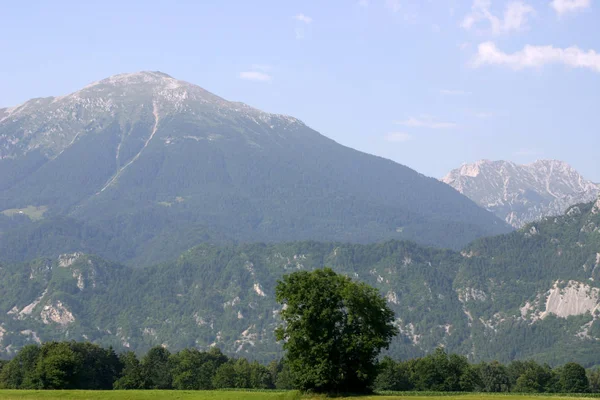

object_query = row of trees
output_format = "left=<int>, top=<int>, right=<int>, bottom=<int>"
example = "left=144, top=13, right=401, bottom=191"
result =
left=0, top=341, right=291, bottom=390
left=375, top=348, right=597, bottom=393
left=0, top=341, right=598, bottom=393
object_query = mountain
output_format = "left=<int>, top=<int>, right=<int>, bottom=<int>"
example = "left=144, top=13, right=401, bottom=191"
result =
left=442, top=159, right=600, bottom=228
left=0, top=72, right=509, bottom=264
left=1, top=197, right=599, bottom=366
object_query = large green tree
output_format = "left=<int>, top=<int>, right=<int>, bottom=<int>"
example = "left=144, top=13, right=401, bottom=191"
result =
left=275, top=268, right=397, bottom=393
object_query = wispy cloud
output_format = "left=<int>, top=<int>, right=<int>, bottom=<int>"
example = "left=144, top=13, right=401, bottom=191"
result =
left=293, top=13, right=313, bottom=39
left=385, top=132, right=413, bottom=142
left=472, top=41, right=600, bottom=73
left=462, top=0, right=535, bottom=35
left=396, top=116, right=458, bottom=129
left=440, top=89, right=471, bottom=95
left=239, top=71, right=272, bottom=82
left=358, top=0, right=369, bottom=7
left=293, top=14, right=313, bottom=24
left=551, top=0, right=591, bottom=15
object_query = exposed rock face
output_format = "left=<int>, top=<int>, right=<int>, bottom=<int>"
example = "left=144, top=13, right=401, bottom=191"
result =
left=40, top=301, right=75, bottom=326
left=18, top=289, right=48, bottom=318
left=386, top=290, right=399, bottom=304
left=458, top=287, right=488, bottom=302
left=442, top=160, right=600, bottom=228
left=253, top=283, right=266, bottom=297
left=541, top=281, right=600, bottom=319
left=59, top=253, right=83, bottom=268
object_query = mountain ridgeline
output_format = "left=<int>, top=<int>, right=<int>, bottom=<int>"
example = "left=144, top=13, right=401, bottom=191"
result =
left=1, top=197, right=599, bottom=366
left=0, top=72, right=509, bottom=265
left=443, top=159, right=600, bottom=228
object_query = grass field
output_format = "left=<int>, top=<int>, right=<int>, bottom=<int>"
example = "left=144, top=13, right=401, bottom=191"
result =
left=1, top=392, right=599, bottom=400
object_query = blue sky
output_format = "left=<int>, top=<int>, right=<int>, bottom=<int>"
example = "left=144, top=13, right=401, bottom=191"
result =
left=1, top=0, right=599, bottom=180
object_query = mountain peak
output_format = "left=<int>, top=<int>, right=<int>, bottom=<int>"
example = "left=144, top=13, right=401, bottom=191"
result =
left=84, top=71, right=181, bottom=90
left=443, top=159, right=600, bottom=228
left=0, top=72, right=309, bottom=159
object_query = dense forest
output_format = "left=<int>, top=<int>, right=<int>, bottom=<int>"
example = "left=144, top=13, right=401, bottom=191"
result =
left=0, top=199, right=598, bottom=365
left=0, top=342, right=598, bottom=393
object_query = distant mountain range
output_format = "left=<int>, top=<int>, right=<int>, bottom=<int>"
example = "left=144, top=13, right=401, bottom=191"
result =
left=1, top=198, right=599, bottom=366
left=442, top=159, right=600, bottom=228
left=0, top=71, right=509, bottom=265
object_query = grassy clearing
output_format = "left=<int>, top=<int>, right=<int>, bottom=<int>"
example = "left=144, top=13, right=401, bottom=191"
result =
left=1, top=392, right=599, bottom=400
left=1, top=205, right=48, bottom=221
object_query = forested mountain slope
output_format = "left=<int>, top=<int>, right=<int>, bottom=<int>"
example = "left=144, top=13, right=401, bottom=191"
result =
left=0, top=72, right=509, bottom=265
left=0, top=198, right=599, bottom=365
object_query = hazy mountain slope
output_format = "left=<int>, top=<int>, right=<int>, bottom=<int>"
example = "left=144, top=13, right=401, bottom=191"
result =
left=442, top=159, right=600, bottom=228
left=1, top=198, right=599, bottom=365
left=0, top=72, right=509, bottom=264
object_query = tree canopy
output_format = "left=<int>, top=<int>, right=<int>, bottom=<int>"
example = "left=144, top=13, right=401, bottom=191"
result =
left=275, top=268, right=397, bottom=393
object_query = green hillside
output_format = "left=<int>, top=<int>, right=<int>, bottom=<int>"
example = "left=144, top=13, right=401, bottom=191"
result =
left=0, top=198, right=598, bottom=365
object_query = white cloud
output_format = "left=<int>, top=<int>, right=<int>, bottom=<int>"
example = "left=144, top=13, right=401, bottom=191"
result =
left=440, top=89, right=471, bottom=95
left=396, top=116, right=458, bottom=129
left=358, top=0, right=369, bottom=7
left=239, top=71, right=272, bottom=82
left=472, top=41, right=600, bottom=73
left=385, top=132, right=413, bottom=142
left=293, top=14, right=313, bottom=24
left=551, top=0, right=591, bottom=15
left=461, top=0, right=535, bottom=35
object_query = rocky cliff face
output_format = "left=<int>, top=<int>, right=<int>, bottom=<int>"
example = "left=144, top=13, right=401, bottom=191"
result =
left=442, top=159, right=600, bottom=228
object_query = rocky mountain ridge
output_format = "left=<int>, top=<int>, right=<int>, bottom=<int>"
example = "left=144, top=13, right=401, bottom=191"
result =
left=0, top=71, right=300, bottom=160
left=442, top=159, right=600, bottom=227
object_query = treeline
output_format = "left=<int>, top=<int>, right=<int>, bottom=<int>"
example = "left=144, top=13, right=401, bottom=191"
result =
left=375, top=348, right=599, bottom=393
left=0, top=342, right=290, bottom=390
left=0, top=342, right=599, bottom=393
